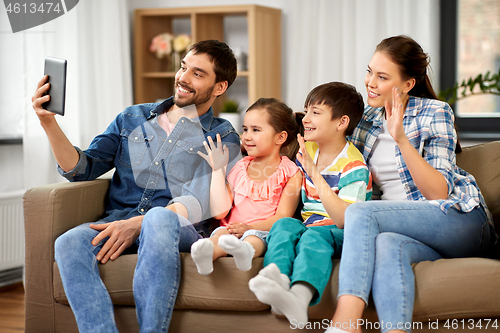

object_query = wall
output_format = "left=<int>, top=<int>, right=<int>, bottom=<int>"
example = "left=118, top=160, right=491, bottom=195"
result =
left=0, top=145, right=24, bottom=193
left=0, top=6, right=27, bottom=194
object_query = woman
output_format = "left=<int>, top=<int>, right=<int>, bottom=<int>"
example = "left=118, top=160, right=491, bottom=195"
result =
left=326, top=35, right=496, bottom=333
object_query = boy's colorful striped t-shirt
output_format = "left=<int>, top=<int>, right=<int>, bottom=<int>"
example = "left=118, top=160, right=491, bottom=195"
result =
left=297, top=141, right=372, bottom=226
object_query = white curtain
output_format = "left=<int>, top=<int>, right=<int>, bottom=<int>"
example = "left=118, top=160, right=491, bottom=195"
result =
left=283, top=0, right=440, bottom=112
left=18, top=0, right=132, bottom=189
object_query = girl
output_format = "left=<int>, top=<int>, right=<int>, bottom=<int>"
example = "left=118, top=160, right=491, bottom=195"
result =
left=326, top=35, right=496, bottom=333
left=191, top=98, right=303, bottom=275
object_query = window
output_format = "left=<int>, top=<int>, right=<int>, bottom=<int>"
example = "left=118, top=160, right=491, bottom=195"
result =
left=440, top=0, right=500, bottom=140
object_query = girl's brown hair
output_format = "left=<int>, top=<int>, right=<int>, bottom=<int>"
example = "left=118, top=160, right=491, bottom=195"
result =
left=246, top=98, right=304, bottom=160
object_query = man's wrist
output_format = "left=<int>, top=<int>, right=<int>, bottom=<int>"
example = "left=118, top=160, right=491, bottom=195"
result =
left=40, top=115, right=58, bottom=130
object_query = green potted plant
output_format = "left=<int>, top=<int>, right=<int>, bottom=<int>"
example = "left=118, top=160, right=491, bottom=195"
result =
left=220, top=99, right=241, bottom=132
left=439, top=68, right=500, bottom=105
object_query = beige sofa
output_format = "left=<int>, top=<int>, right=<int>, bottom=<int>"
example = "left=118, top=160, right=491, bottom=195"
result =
left=24, top=141, right=500, bottom=332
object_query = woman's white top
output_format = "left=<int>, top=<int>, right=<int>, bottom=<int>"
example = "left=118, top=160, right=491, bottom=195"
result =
left=369, top=118, right=407, bottom=200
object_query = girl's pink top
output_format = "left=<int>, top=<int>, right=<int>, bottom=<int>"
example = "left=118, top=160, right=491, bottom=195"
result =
left=220, top=156, right=300, bottom=227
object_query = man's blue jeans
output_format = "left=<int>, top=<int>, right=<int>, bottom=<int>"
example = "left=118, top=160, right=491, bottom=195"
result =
left=338, top=201, right=492, bottom=333
left=54, top=207, right=202, bottom=332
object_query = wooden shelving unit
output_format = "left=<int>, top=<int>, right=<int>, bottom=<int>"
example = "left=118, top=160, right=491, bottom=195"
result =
left=133, top=5, right=282, bottom=115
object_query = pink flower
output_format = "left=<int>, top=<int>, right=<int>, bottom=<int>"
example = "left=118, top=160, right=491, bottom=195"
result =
left=150, top=33, right=173, bottom=59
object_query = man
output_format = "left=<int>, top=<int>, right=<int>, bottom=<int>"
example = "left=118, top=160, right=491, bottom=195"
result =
left=31, top=40, right=241, bottom=332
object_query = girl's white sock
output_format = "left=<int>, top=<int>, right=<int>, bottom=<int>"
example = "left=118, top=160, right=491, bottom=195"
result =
left=218, top=234, right=255, bottom=271
left=190, top=238, right=214, bottom=275
left=249, top=266, right=314, bottom=325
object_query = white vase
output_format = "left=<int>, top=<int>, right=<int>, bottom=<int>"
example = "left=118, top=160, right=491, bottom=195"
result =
left=219, top=112, right=241, bottom=133
left=172, top=52, right=181, bottom=72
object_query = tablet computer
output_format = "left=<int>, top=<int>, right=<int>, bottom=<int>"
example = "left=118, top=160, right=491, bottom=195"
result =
left=43, top=56, right=67, bottom=116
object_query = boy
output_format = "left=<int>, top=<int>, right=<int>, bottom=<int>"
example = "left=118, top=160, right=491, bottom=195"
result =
left=249, top=82, right=372, bottom=325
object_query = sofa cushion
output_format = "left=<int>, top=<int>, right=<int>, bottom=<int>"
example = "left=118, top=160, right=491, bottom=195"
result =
left=175, top=255, right=268, bottom=311
left=307, top=258, right=500, bottom=321
left=411, top=257, right=500, bottom=320
left=456, top=141, right=500, bottom=233
left=53, top=253, right=269, bottom=312
left=54, top=254, right=500, bottom=321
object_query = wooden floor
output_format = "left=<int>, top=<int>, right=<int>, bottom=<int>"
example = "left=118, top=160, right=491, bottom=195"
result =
left=0, top=283, right=25, bottom=332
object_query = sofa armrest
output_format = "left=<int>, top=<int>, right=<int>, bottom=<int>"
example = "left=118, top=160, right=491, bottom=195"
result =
left=23, top=179, right=110, bottom=332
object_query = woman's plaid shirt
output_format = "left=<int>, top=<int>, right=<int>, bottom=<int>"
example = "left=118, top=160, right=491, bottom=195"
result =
left=348, top=96, right=492, bottom=226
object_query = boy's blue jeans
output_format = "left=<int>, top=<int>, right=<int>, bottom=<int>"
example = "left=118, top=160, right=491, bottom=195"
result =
left=338, top=201, right=492, bottom=333
left=54, top=207, right=202, bottom=333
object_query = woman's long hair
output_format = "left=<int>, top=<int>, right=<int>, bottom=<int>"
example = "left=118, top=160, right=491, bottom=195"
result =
left=376, top=35, right=438, bottom=100
left=376, top=35, right=461, bottom=152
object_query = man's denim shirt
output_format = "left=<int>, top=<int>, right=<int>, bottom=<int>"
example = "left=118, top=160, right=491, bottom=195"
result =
left=59, top=97, right=241, bottom=224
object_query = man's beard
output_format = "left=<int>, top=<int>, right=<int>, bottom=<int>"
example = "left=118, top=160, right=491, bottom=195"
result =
left=173, top=81, right=215, bottom=108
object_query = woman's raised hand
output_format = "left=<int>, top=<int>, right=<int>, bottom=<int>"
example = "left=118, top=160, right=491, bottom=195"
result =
left=198, top=133, right=229, bottom=171
left=385, top=87, right=407, bottom=144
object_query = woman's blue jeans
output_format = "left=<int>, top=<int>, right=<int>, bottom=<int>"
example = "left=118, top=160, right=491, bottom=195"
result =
left=338, top=201, right=492, bottom=333
left=54, top=207, right=201, bottom=333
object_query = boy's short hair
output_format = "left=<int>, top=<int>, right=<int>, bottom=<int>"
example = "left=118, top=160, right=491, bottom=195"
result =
left=188, top=40, right=237, bottom=89
left=304, top=82, right=364, bottom=136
